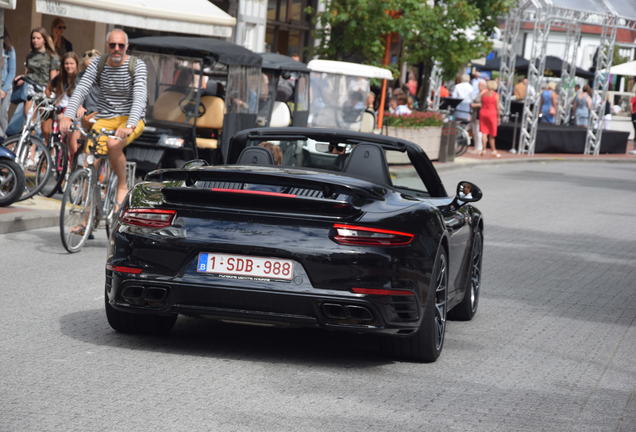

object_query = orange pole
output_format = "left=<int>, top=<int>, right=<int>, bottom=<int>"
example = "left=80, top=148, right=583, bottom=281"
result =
left=377, top=32, right=392, bottom=130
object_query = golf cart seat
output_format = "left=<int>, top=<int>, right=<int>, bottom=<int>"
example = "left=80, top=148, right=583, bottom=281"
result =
left=195, top=95, right=225, bottom=150
left=359, top=110, right=375, bottom=133
left=152, top=91, right=187, bottom=123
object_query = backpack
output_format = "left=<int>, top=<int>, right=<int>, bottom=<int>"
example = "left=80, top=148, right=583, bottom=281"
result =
left=95, top=54, right=137, bottom=85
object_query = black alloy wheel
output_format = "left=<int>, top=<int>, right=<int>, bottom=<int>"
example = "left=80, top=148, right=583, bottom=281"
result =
left=383, top=248, right=448, bottom=363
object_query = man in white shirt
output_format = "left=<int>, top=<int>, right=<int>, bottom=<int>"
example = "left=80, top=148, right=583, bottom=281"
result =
left=452, top=74, right=473, bottom=121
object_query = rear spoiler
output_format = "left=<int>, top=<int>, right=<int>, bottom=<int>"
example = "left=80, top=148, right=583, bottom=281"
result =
left=161, top=186, right=363, bottom=218
left=146, top=168, right=388, bottom=201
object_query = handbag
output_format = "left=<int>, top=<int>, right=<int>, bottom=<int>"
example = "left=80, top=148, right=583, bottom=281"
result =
left=10, top=81, right=27, bottom=105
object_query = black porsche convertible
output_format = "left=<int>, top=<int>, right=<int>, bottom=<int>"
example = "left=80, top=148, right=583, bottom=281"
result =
left=105, top=127, right=483, bottom=362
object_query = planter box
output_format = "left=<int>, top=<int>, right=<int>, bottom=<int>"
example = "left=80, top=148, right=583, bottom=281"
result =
left=385, top=126, right=443, bottom=162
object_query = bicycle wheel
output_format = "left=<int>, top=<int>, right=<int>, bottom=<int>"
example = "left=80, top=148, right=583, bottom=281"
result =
left=3, top=135, right=53, bottom=200
left=455, top=125, right=470, bottom=157
left=42, top=138, right=68, bottom=197
left=59, top=168, right=95, bottom=253
left=104, top=173, right=119, bottom=239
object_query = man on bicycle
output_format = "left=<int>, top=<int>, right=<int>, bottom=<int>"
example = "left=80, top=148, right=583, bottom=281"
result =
left=60, top=29, right=146, bottom=208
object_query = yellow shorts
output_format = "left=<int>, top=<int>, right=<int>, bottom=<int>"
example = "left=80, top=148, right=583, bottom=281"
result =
left=92, top=116, right=145, bottom=155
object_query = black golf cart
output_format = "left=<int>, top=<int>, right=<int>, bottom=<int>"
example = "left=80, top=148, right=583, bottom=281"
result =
left=259, top=53, right=310, bottom=129
left=125, top=36, right=263, bottom=175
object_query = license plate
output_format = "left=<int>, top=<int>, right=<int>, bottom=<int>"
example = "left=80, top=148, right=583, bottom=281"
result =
left=197, top=253, right=294, bottom=281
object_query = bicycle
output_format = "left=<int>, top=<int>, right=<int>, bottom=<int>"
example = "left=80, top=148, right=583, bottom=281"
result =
left=2, top=77, right=54, bottom=200
left=40, top=104, right=72, bottom=197
left=59, top=124, right=136, bottom=253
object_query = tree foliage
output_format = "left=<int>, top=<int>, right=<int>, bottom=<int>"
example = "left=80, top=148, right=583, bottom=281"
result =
left=312, top=0, right=402, bottom=64
left=312, top=0, right=513, bottom=78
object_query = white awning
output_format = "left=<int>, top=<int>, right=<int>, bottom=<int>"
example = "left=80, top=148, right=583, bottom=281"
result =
left=308, top=60, right=393, bottom=80
left=609, top=60, right=636, bottom=76
left=36, top=0, right=236, bottom=38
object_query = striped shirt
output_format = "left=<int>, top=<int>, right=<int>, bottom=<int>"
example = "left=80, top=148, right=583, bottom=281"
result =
left=66, top=55, right=147, bottom=127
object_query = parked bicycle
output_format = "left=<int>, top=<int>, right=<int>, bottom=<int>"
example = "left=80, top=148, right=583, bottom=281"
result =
left=2, top=77, right=54, bottom=200
left=59, top=124, right=136, bottom=253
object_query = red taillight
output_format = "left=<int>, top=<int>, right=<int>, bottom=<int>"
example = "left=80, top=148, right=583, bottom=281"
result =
left=120, top=209, right=176, bottom=228
left=352, top=287, right=414, bottom=296
left=106, top=264, right=143, bottom=274
left=331, top=224, right=414, bottom=246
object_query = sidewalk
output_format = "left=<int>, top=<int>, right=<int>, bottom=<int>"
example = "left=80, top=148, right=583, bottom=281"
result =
left=2, top=146, right=635, bottom=235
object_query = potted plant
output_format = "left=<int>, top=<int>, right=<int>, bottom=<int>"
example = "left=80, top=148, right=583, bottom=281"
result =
left=384, top=111, right=444, bottom=161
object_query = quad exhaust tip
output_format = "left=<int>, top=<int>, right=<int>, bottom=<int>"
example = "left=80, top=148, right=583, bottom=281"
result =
left=321, top=303, right=374, bottom=323
left=121, top=285, right=168, bottom=307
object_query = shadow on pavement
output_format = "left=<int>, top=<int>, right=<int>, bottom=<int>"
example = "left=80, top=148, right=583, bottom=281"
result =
left=59, top=308, right=392, bottom=368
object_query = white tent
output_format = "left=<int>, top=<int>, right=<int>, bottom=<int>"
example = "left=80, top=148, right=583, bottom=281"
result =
left=35, top=0, right=236, bottom=38
left=609, top=60, right=636, bottom=76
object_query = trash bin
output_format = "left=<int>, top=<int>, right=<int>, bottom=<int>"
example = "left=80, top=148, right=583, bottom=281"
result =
left=439, top=121, right=456, bottom=163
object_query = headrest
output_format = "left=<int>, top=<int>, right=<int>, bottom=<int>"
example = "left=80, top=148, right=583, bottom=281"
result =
left=343, top=142, right=391, bottom=185
left=203, top=80, right=224, bottom=97
left=236, top=146, right=274, bottom=166
left=276, top=79, right=294, bottom=102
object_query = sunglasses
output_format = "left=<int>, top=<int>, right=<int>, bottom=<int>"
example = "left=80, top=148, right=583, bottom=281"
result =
left=57, top=26, right=66, bottom=30
left=108, top=43, right=126, bottom=50
left=84, top=51, right=97, bottom=58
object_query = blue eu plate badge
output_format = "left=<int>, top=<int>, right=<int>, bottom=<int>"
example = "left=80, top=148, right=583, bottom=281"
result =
left=197, top=253, right=208, bottom=272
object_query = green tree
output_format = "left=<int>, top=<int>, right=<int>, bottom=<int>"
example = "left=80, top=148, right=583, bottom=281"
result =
left=312, top=0, right=401, bottom=64
left=398, top=0, right=511, bottom=103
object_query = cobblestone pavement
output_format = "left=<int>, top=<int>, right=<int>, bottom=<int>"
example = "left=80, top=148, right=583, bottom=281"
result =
left=0, top=161, right=634, bottom=432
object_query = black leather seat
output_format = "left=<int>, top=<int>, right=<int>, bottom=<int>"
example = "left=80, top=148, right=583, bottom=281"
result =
left=236, top=146, right=274, bottom=166
left=343, top=142, right=391, bottom=185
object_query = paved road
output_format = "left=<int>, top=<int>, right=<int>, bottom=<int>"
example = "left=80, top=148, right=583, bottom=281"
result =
left=1, top=161, right=635, bottom=432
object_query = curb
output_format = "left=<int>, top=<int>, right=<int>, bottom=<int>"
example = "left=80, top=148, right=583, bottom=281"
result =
left=434, top=155, right=636, bottom=171
left=0, top=208, right=59, bottom=235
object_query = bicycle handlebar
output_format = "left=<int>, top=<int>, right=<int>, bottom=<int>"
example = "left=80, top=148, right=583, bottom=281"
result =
left=70, top=123, right=120, bottom=141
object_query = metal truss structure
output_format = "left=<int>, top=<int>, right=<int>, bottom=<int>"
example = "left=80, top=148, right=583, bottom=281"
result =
left=556, top=20, right=580, bottom=125
left=518, top=5, right=552, bottom=155
left=498, top=5, right=524, bottom=123
left=584, top=14, right=617, bottom=155
left=429, top=63, right=442, bottom=112
left=498, top=0, right=636, bottom=155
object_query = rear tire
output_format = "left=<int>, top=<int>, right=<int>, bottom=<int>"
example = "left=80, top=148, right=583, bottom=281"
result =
left=383, top=248, right=449, bottom=362
left=42, top=138, right=68, bottom=197
left=59, top=168, right=94, bottom=253
left=0, top=159, right=26, bottom=207
left=105, top=291, right=177, bottom=334
left=448, top=230, right=482, bottom=321
left=455, top=125, right=470, bottom=156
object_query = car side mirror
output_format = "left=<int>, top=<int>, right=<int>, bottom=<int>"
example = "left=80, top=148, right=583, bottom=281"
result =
left=455, top=181, right=482, bottom=204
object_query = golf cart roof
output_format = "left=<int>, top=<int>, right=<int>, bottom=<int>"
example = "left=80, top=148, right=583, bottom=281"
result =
left=129, top=36, right=262, bottom=67
left=307, top=59, right=393, bottom=80
left=260, top=53, right=309, bottom=73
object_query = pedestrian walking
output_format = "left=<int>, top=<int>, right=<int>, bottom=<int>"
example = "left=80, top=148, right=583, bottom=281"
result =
left=630, top=92, right=636, bottom=139
left=573, top=84, right=592, bottom=127
left=540, top=82, right=558, bottom=124
left=452, top=73, right=473, bottom=122
left=479, top=80, right=500, bottom=157
left=51, top=18, right=73, bottom=56
left=0, top=29, right=16, bottom=141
